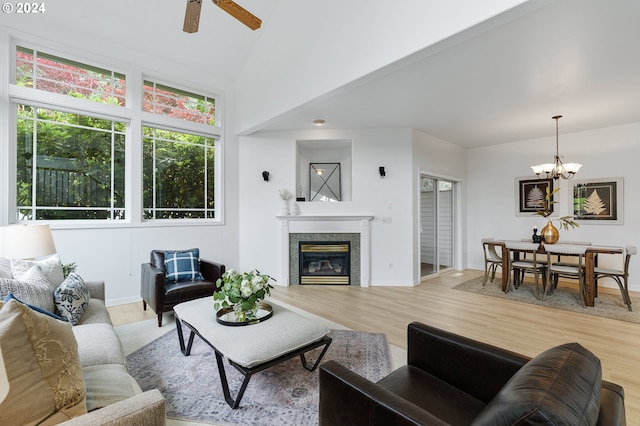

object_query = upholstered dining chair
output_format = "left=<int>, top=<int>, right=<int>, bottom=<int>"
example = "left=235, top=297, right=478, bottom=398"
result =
left=593, top=246, right=636, bottom=311
left=141, top=248, right=225, bottom=326
left=481, top=238, right=502, bottom=285
left=543, top=244, right=588, bottom=303
left=504, top=241, right=546, bottom=298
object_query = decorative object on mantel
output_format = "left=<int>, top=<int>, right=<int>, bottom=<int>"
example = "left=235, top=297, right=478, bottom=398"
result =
left=531, top=115, right=582, bottom=180
left=278, top=188, right=292, bottom=215
left=214, top=269, right=275, bottom=322
left=535, top=187, right=579, bottom=244
left=290, top=202, right=300, bottom=215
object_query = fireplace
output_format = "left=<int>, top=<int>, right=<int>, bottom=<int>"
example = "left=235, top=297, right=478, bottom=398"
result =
left=299, top=241, right=350, bottom=285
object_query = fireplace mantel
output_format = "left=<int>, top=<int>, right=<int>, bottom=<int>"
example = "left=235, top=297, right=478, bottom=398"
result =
left=278, top=215, right=373, bottom=287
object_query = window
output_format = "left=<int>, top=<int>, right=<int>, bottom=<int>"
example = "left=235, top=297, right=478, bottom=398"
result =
left=16, top=46, right=126, bottom=106
left=10, top=45, right=221, bottom=223
left=16, top=105, right=126, bottom=220
left=143, top=80, right=215, bottom=125
left=142, top=126, right=216, bottom=219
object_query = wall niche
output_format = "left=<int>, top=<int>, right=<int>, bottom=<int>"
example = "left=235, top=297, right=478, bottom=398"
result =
left=296, top=139, right=352, bottom=202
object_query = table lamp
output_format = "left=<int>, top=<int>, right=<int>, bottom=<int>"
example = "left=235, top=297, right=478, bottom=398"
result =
left=1, top=224, right=57, bottom=259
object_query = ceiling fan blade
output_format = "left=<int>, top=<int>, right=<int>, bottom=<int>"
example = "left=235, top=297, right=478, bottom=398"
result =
left=183, top=0, right=202, bottom=33
left=213, top=0, right=262, bottom=30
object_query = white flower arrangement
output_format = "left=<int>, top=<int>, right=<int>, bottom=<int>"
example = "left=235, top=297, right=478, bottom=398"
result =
left=213, top=269, right=275, bottom=320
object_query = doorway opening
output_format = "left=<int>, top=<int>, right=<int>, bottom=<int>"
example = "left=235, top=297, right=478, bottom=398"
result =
left=420, top=175, right=455, bottom=278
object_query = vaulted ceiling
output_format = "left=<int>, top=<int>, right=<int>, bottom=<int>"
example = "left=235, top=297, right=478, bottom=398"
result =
left=2, top=0, right=639, bottom=149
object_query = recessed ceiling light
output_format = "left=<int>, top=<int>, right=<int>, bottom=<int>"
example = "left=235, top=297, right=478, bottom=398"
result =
left=312, top=119, right=326, bottom=126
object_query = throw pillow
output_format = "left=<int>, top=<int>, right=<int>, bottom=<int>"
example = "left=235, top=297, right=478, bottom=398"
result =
left=472, top=342, right=602, bottom=426
left=0, top=257, right=11, bottom=278
left=4, top=292, right=65, bottom=321
left=54, top=273, right=90, bottom=325
left=11, top=253, right=65, bottom=288
left=0, top=299, right=87, bottom=424
left=164, top=248, right=204, bottom=283
left=0, top=265, right=55, bottom=313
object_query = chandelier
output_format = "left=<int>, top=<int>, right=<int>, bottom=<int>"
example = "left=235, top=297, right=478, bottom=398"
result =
left=531, top=115, right=582, bottom=180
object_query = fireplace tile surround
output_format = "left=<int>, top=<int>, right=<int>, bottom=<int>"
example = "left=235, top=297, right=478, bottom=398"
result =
left=278, top=215, right=373, bottom=287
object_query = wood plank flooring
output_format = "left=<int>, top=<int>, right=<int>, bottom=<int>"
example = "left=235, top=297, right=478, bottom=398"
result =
left=110, top=269, right=640, bottom=423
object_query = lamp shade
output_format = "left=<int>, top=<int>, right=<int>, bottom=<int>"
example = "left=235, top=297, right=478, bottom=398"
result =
left=2, top=224, right=57, bottom=259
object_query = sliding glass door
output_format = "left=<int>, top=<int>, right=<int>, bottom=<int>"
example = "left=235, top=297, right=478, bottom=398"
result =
left=420, top=175, right=454, bottom=278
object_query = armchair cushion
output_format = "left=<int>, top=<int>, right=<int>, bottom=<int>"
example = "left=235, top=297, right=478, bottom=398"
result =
left=163, top=248, right=204, bottom=283
left=472, top=342, right=602, bottom=426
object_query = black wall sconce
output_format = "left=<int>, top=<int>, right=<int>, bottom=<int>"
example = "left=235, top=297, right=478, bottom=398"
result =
left=379, top=166, right=386, bottom=177
left=262, top=171, right=270, bottom=181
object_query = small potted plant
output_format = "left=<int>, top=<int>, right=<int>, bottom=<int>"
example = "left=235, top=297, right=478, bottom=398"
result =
left=213, top=269, right=275, bottom=322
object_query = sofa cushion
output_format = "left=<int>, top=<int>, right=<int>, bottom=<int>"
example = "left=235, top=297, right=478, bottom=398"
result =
left=11, top=253, right=65, bottom=287
left=4, top=292, right=65, bottom=321
left=472, top=342, right=602, bottom=426
left=164, top=248, right=204, bottom=283
left=0, top=299, right=87, bottom=425
left=72, top=323, right=127, bottom=367
left=54, top=273, right=90, bottom=325
left=0, top=265, right=55, bottom=313
left=82, top=364, right=141, bottom=411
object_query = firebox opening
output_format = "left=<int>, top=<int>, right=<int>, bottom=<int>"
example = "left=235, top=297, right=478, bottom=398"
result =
left=299, top=241, right=350, bottom=285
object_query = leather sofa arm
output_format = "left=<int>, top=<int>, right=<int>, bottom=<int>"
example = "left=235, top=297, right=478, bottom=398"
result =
left=598, top=381, right=627, bottom=426
left=140, top=263, right=164, bottom=311
left=406, top=322, right=529, bottom=404
left=319, top=360, right=449, bottom=426
left=200, top=259, right=225, bottom=282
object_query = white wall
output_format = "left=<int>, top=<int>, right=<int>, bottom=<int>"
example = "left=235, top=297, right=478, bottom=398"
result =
left=466, top=121, right=640, bottom=290
left=235, top=0, right=531, bottom=133
left=238, top=128, right=417, bottom=286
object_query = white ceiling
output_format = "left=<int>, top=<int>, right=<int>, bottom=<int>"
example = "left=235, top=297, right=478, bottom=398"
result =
left=256, top=0, right=640, bottom=148
left=2, top=0, right=639, bottom=149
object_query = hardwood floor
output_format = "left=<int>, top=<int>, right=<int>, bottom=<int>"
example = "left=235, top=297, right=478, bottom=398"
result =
left=110, top=269, right=640, bottom=423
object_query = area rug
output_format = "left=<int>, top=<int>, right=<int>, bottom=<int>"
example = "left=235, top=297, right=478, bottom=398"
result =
left=454, top=276, right=639, bottom=323
left=126, top=328, right=392, bottom=426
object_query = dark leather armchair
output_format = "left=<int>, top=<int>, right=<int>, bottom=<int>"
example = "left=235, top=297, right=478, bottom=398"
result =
left=141, top=249, right=225, bottom=326
left=320, top=322, right=625, bottom=425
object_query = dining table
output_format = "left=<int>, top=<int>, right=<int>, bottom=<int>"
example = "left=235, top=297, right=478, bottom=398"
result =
left=487, top=240, right=623, bottom=307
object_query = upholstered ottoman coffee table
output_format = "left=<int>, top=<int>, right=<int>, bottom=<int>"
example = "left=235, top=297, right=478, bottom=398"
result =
left=173, top=297, right=332, bottom=408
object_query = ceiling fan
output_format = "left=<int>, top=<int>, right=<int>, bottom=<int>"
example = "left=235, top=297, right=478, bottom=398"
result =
left=183, top=0, right=262, bottom=33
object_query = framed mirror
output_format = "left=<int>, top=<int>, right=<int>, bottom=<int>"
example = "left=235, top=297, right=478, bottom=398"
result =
left=309, top=163, right=341, bottom=202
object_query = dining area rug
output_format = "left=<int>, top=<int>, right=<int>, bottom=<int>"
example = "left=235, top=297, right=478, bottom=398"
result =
left=126, top=328, right=392, bottom=426
left=453, top=276, right=640, bottom=324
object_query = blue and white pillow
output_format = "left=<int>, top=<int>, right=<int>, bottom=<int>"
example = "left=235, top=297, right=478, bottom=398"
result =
left=54, top=273, right=90, bottom=325
left=164, top=249, right=204, bottom=283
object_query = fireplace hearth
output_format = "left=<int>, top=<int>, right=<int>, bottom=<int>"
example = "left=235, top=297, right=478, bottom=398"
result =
left=299, top=242, right=350, bottom=285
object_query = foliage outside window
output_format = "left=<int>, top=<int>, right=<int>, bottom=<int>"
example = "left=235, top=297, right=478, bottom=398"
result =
left=16, top=46, right=126, bottom=106
left=143, top=80, right=215, bottom=125
left=142, top=126, right=216, bottom=219
left=16, top=105, right=126, bottom=220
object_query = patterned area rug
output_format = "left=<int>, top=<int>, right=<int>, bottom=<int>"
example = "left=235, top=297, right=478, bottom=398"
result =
left=126, top=328, right=392, bottom=425
left=454, top=276, right=639, bottom=323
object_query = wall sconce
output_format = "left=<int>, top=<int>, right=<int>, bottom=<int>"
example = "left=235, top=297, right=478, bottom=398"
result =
left=379, top=166, right=386, bottom=177
left=262, top=171, right=269, bottom=181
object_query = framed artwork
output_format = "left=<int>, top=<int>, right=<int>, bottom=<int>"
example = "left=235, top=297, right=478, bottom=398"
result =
left=571, top=177, right=623, bottom=224
left=515, top=177, right=554, bottom=216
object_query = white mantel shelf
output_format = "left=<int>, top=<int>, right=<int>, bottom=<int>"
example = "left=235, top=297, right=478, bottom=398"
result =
left=276, top=215, right=373, bottom=221
left=278, top=215, right=373, bottom=287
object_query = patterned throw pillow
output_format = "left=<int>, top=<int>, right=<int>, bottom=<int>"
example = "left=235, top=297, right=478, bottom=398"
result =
left=0, top=265, right=55, bottom=313
left=54, top=273, right=90, bottom=325
left=4, top=292, right=65, bottom=321
left=11, top=254, right=65, bottom=288
left=0, top=299, right=87, bottom=424
left=164, top=248, right=204, bottom=283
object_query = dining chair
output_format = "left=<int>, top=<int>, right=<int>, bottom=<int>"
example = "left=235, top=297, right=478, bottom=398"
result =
left=504, top=241, right=546, bottom=298
left=543, top=244, right=588, bottom=303
left=481, top=238, right=502, bottom=285
left=593, top=246, right=636, bottom=311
